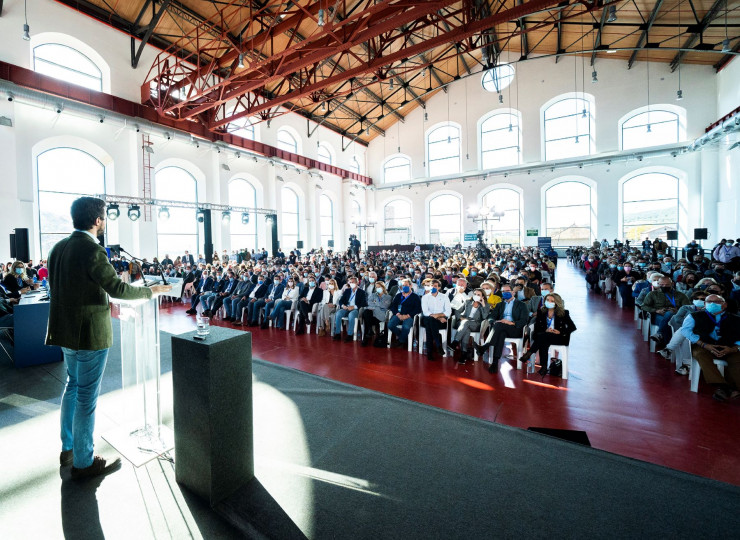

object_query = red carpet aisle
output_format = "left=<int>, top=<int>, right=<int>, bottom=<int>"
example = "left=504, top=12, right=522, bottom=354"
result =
left=158, top=262, right=740, bottom=486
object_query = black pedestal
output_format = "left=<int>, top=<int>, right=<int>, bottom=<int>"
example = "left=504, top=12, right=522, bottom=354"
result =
left=171, top=327, right=253, bottom=506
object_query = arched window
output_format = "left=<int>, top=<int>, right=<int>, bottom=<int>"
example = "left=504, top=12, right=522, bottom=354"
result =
left=228, top=116, right=256, bottom=140
left=620, top=108, right=683, bottom=150
left=33, top=43, right=103, bottom=91
left=622, top=173, right=679, bottom=243
left=429, top=194, right=461, bottom=245
left=281, top=186, right=300, bottom=249
left=350, top=199, right=362, bottom=245
left=350, top=155, right=361, bottom=175
left=229, top=179, right=258, bottom=251
left=427, top=124, right=461, bottom=177
left=155, top=167, right=199, bottom=256
left=37, top=148, right=106, bottom=257
left=480, top=188, right=521, bottom=246
left=481, top=64, right=515, bottom=93
left=545, top=181, right=594, bottom=247
left=277, top=128, right=298, bottom=154
left=383, top=200, right=412, bottom=244
left=317, top=143, right=332, bottom=165
left=320, top=194, right=334, bottom=248
left=480, top=111, right=521, bottom=169
left=543, top=96, right=593, bottom=161
left=383, top=155, right=411, bottom=183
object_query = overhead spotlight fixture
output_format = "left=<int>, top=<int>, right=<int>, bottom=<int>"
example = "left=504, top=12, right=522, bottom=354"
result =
left=22, top=0, right=31, bottom=41
left=0, top=116, right=12, bottom=127
left=7, top=92, right=14, bottom=102
left=637, top=155, right=643, bottom=161
left=265, top=215, right=274, bottom=224
left=481, top=47, right=489, bottom=65
left=55, top=104, right=63, bottom=114
left=222, top=163, right=231, bottom=171
left=196, top=209, right=205, bottom=223
left=508, top=123, right=513, bottom=133
left=135, top=124, right=141, bottom=133
left=106, top=203, right=120, bottom=220
left=676, top=89, right=683, bottom=101
left=252, top=156, right=258, bottom=162
left=165, top=132, right=171, bottom=140
left=606, top=49, right=617, bottom=54
left=424, top=112, right=428, bottom=121
left=268, top=159, right=275, bottom=166
left=98, top=116, right=104, bottom=124
left=722, top=39, right=731, bottom=53
left=241, top=212, right=250, bottom=225
left=317, top=8, right=325, bottom=27
left=222, top=211, right=231, bottom=223
left=238, top=53, right=245, bottom=68
left=127, top=204, right=141, bottom=221
left=390, top=78, right=394, bottom=90
left=366, top=127, right=370, bottom=135
left=144, top=145, right=154, bottom=154
left=575, top=136, right=580, bottom=144
left=498, top=94, right=503, bottom=104
left=591, top=70, right=598, bottom=83
left=158, top=206, right=170, bottom=220
left=236, top=152, right=241, bottom=159
left=607, top=5, right=617, bottom=23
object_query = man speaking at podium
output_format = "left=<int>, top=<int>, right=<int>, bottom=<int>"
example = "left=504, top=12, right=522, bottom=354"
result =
left=46, top=197, right=171, bottom=480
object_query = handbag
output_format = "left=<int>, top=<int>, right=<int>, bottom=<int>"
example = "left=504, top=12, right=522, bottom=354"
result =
left=548, top=358, right=563, bottom=378
left=373, top=331, right=387, bottom=348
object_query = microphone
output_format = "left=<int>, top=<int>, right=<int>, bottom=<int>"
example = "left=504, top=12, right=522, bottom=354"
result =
left=119, top=247, right=151, bottom=287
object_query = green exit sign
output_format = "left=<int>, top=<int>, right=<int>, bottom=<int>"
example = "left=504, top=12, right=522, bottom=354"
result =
left=526, top=229, right=539, bottom=236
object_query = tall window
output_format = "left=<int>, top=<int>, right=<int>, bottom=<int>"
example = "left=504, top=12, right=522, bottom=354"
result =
left=621, top=109, right=682, bottom=150
left=350, top=156, right=361, bottom=175
left=383, top=155, right=411, bottom=183
left=480, top=111, right=521, bottom=169
left=383, top=200, right=412, bottom=244
left=317, top=143, right=332, bottom=165
left=33, top=44, right=103, bottom=91
left=429, top=194, right=461, bottom=245
left=37, top=148, right=106, bottom=258
left=427, top=124, right=461, bottom=177
left=543, top=96, right=593, bottom=161
left=228, top=116, right=256, bottom=140
left=277, top=129, right=298, bottom=154
left=351, top=200, right=362, bottom=245
left=156, top=167, right=199, bottom=256
left=622, top=173, right=679, bottom=243
left=320, top=194, right=334, bottom=248
left=481, top=188, right=521, bottom=246
left=281, top=186, right=300, bottom=249
left=545, top=181, right=593, bottom=247
left=229, top=179, right=258, bottom=251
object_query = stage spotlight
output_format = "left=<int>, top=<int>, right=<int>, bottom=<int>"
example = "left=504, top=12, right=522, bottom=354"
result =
left=158, top=206, right=170, bottom=220
left=106, top=203, right=120, bottom=220
left=196, top=209, right=205, bottom=223
left=222, top=211, right=231, bottom=223
left=241, top=212, right=250, bottom=225
left=127, top=204, right=141, bottom=221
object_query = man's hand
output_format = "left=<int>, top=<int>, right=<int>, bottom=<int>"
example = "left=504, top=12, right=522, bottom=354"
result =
left=705, top=344, right=724, bottom=356
left=546, top=328, right=561, bottom=334
left=149, top=284, right=172, bottom=296
left=302, top=298, right=309, bottom=303
left=656, top=308, right=666, bottom=314
left=716, top=345, right=737, bottom=357
left=497, top=319, right=514, bottom=325
left=250, top=298, right=256, bottom=303
left=20, top=287, right=31, bottom=294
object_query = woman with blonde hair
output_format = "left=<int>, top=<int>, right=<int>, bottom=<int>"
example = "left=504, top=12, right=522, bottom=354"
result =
left=519, top=293, right=577, bottom=375
left=360, top=280, right=392, bottom=346
left=317, top=278, right=341, bottom=336
left=2, top=260, right=34, bottom=298
left=481, top=280, right=502, bottom=308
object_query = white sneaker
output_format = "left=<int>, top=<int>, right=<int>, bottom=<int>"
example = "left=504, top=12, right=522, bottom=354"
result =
left=658, top=349, right=672, bottom=359
left=675, top=365, right=689, bottom=376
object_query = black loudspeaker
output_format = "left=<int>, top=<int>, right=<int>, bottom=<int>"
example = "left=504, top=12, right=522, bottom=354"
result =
left=296, top=241, right=304, bottom=249
left=666, top=230, right=678, bottom=241
left=9, top=233, right=16, bottom=259
left=694, top=228, right=708, bottom=240
left=328, top=240, right=334, bottom=248
left=13, top=228, right=30, bottom=262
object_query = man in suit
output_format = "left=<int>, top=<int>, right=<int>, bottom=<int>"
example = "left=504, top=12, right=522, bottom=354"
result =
left=182, top=251, right=195, bottom=266
left=223, top=273, right=253, bottom=322
left=333, top=276, right=368, bottom=342
left=251, top=275, right=284, bottom=327
left=387, top=278, right=422, bottom=348
left=478, top=283, right=529, bottom=373
left=186, top=269, right=213, bottom=314
left=46, top=197, right=170, bottom=479
left=161, top=254, right=173, bottom=267
left=238, top=274, right=269, bottom=327
left=450, top=292, right=489, bottom=363
left=204, top=270, right=237, bottom=316
left=295, top=273, right=324, bottom=335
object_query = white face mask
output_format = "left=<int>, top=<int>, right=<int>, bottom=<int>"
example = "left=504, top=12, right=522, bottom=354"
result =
left=424, top=285, right=432, bottom=291
left=349, top=282, right=357, bottom=289
left=376, top=287, right=384, bottom=295
left=483, top=289, right=491, bottom=295
left=328, top=284, right=335, bottom=290
left=473, top=295, right=482, bottom=303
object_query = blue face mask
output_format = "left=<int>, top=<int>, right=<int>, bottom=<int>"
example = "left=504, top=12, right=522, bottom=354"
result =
left=470, top=271, right=477, bottom=276
left=402, top=285, right=411, bottom=294
left=609, top=264, right=616, bottom=268
left=617, top=266, right=624, bottom=271
left=705, top=302, right=723, bottom=314
left=544, top=301, right=556, bottom=309
left=502, top=291, right=513, bottom=300
left=309, top=281, right=316, bottom=288
left=431, top=287, right=438, bottom=294
left=693, top=299, right=705, bottom=308
left=15, top=268, right=23, bottom=275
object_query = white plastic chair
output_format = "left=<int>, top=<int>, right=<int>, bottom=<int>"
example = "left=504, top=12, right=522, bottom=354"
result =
left=387, top=313, right=418, bottom=351
left=690, top=358, right=728, bottom=393
left=419, top=326, right=448, bottom=357
left=543, top=345, right=569, bottom=380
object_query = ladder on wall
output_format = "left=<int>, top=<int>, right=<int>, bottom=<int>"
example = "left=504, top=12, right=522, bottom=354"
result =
left=142, top=134, right=153, bottom=222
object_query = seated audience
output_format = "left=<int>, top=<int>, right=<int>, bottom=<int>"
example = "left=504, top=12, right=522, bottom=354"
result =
left=388, top=279, right=422, bottom=348
left=475, top=283, right=529, bottom=374
left=333, top=276, right=368, bottom=341
left=520, top=293, right=577, bottom=375
left=449, top=288, right=488, bottom=364
left=361, top=281, right=392, bottom=346
left=420, top=279, right=451, bottom=361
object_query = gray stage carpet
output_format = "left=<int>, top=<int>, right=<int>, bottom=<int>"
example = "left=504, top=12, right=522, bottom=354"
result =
left=1, top=322, right=739, bottom=539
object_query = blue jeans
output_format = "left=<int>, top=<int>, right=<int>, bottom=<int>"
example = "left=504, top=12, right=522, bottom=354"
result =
left=334, top=308, right=359, bottom=336
left=223, top=296, right=239, bottom=317
left=388, top=315, right=414, bottom=344
left=249, top=299, right=269, bottom=323
left=270, top=300, right=293, bottom=328
left=60, top=347, right=109, bottom=469
left=655, top=312, right=675, bottom=339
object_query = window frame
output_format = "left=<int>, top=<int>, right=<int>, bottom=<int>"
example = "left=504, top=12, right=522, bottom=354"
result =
left=621, top=172, right=680, bottom=243
left=319, top=193, right=334, bottom=248
left=155, top=166, right=200, bottom=257
left=228, top=178, right=259, bottom=251
left=277, top=128, right=299, bottom=154
left=426, top=123, right=462, bottom=177
left=618, top=106, right=685, bottom=151
left=427, top=192, right=462, bottom=245
left=383, top=199, right=412, bottom=244
left=281, top=186, right=301, bottom=249
left=544, top=180, right=594, bottom=247
left=382, top=154, right=412, bottom=183
left=32, top=42, right=104, bottom=92
left=542, top=94, right=595, bottom=161
left=479, top=186, right=522, bottom=247
left=479, top=109, right=522, bottom=169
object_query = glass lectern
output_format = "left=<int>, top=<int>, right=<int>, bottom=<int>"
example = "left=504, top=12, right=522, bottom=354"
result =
left=102, top=291, right=174, bottom=466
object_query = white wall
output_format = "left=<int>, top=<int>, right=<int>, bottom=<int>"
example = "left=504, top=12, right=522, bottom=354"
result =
left=715, top=58, right=740, bottom=244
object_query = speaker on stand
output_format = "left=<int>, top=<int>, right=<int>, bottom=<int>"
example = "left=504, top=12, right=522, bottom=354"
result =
left=12, top=228, right=30, bottom=262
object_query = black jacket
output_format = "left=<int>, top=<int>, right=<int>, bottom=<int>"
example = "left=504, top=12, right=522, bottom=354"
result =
left=488, top=299, right=530, bottom=331
left=338, top=287, right=368, bottom=309
left=532, top=309, right=577, bottom=345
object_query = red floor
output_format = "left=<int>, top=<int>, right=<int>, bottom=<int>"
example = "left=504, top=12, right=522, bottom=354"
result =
left=157, top=263, right=740, bottom=486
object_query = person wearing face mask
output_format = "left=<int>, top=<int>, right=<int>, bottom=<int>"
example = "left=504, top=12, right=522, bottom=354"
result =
left=316, top=278, right=340, bottom=336
left=519, top=293, right=576, bottom=376
left=466, top=266, right=484, bottom=289
left=420, top=280, right=451, bottom=360
left=186, top=270, right=214, bottom=315
left=388, top=279, right=423, bottom=348
left=249, top=275, right=283, bottom=328
left=2, top=261, right=34, bottom=299
left=612, top=261, right=641, bottom=309
left=203, top=270, right=238, bottom=318
left=681, top=294, right=740, bottom=401
left=223, top=273, right=253, bottom=322
left=643, top=276, right=690, bottom=349
left=361, top=281, right=392, bottom=347
left=583, top=253, right=601, bottom=293
left=448, top=278, right=470, bottom=320
left=198, top=271, right=225, bottom=316
left=449, top=288, right=488, bottom=363
left=474, top=283, right=530, bottom=373
left=526, top=261, right=542, bottom=288
left=658, top=291, right=709, bottom=370
left=481, top=280, right=502, bottom=308
left=332, top=277, right=368, bottom=342
left=268, top=278, right=300, bottom=329
left=512, top=277, right=538, bottom=316
left=635, top=272, right=663, bottom=307
left=295, top=274, right=324, bottom=335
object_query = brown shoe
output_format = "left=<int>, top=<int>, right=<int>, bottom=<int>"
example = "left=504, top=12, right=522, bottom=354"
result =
left=318, top=326, right=326, bottom=337
left=71, top=456, right=121, bottom=480
left=60, top=449, right=73, bottom=467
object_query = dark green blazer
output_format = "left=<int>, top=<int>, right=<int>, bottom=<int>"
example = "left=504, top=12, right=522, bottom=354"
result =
left=45, top=231, right=153, bottom=351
